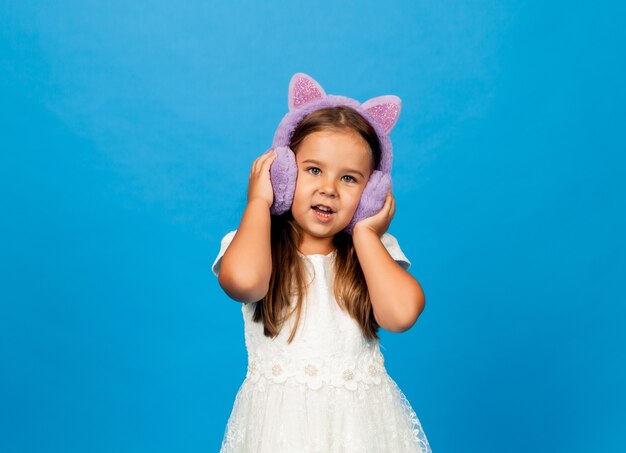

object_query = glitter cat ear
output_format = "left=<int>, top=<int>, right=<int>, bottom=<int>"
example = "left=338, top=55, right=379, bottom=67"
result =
left=288, top=72, right=326, bottom=111
left=361, top=95, right=402, bottom=134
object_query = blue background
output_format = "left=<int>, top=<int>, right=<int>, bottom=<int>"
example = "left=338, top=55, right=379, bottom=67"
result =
left=1, top=1, right=624, bottom=452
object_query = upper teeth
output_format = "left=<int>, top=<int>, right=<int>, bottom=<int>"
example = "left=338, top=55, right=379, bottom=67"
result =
left=316, top=205, right=331, bottom=212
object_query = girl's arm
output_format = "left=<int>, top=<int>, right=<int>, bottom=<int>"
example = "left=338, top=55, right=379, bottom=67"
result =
left=353, top=191, right=425, bottom=332
left=218, top=150, right=276, bottom=303
left=353, top=227, right=425, bottom=333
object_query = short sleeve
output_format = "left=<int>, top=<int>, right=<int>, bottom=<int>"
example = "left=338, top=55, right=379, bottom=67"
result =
left=381, top=232, right=411, bottom=271
left=211, top=230, right=237, bottom=277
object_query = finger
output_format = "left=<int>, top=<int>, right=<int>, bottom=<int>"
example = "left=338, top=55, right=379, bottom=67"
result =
left=252, top=155, right=262, bottom=173
left=253, top=151, right=271, bottom=172
left=385, top=191, right=393, bottom=208
left=385, top=194, right=394, bottom=216
left=257, top=150, right=275, bottom=168
left=254, top=148, right=271, bottom=165
left=263, top=151, right=277, bottom=167
left=251, top=152, right=275, bottom=178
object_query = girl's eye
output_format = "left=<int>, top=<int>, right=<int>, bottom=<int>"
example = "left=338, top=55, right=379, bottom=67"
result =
left=306, top=167, right=357, bottom=183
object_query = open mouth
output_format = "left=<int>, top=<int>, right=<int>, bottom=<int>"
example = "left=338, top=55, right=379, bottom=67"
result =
left=311, top=204, right=335, bottom=220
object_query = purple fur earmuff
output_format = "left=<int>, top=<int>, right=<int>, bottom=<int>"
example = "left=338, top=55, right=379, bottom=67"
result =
left=269, top=72, right=402, bottom=234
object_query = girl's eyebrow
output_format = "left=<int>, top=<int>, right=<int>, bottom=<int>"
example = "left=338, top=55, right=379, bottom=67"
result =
left=301, top=159, right=365, bottom=178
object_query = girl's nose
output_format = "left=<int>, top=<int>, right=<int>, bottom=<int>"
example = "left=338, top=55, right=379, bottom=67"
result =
left=319, top=179, right=337, bottom=197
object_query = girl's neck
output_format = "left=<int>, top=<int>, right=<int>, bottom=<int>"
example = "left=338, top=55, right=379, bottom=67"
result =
left=297, top=237, right=335, bottom=256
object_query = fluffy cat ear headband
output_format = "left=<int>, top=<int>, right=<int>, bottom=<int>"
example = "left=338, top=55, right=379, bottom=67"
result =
left=269, top=72, right=401, bottom=234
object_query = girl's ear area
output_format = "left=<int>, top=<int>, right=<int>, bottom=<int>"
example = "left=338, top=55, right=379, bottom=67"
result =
left=361, top=95, right=402, bottom=134
left=288, top=73, right=326, bottom=111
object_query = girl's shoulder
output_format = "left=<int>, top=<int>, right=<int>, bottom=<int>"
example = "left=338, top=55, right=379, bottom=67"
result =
left=380, top=232, right=411, bottom=271
left=211, top=230, right=237, bottom=277
left=218, top=229, right=237, bottom=248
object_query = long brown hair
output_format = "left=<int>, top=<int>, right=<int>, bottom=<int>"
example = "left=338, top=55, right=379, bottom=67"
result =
left=253, top=106, right=383, bottom=343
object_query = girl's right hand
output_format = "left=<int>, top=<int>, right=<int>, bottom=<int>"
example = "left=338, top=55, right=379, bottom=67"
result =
left=247, top=148, right=277, bottom=209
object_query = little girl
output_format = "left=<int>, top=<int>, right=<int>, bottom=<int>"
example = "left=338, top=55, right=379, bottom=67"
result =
left=212, top=73, right=432, bottom=453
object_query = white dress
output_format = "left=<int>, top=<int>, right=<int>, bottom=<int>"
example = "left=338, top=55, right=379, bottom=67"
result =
left=212, top=230, right=432, bottom=453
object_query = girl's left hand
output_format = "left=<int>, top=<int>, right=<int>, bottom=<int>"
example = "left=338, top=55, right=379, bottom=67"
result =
left=353, top=190, right=395, bottom=237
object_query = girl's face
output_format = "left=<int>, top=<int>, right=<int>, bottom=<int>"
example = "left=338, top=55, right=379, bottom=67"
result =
left=291, top=129, right=373, bottom=253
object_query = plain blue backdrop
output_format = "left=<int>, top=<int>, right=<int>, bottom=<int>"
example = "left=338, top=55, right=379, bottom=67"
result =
left=1, top=1, right=624, bottom=452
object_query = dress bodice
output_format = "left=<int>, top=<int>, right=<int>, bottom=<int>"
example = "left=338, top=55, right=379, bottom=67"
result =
left=242, top=251, right=386, bottom=391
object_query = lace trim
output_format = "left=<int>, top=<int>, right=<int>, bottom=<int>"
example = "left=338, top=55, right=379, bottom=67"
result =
left=245, top=348, right=386, bottom=391
left=389, top=377, right=433, bottom=452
